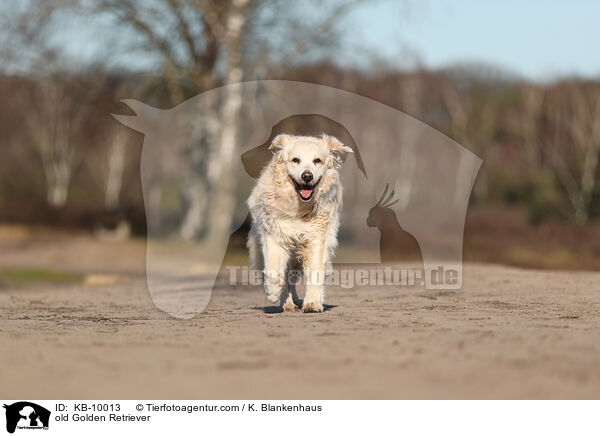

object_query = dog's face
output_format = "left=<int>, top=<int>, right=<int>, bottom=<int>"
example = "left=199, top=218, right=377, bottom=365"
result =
left=270, top=134, right=353, bottom=202
left=285, top=139, right=329, bottom=202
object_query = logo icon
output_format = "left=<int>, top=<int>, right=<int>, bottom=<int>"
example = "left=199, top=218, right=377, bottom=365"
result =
left=3, top=402, right=50, bottom=434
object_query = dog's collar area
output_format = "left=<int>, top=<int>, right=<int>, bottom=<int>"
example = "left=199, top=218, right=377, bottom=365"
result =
left=291, top=176, right=321, bottom=202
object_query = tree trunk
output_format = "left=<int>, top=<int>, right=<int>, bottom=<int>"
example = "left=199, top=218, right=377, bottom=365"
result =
left=104, top=134, right=127, bottom=210
left=180, top=177, right=208, bottom=240
left=42, top=122, right=75, bottom=208
left=205, top=0, right=251, bottom=247
left=47, top=170, right=71, bottom=207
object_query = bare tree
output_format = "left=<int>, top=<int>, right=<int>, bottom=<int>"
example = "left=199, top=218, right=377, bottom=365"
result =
left=204, top=0, right=251, bottom=246
left=396, top=74, right=422, bottom=210
left=549, top=84, right=600, bottom=224
left=441, top=78, right=496, bottom=203
left=22, top=79, right=85, bottom=207
left=179, top=108, right=216, bottom=240
left=11, top=0, right=371, bottom=239
left=101, top=126, right=130, bottom=210
left=516, top=84, right=546, bottom=174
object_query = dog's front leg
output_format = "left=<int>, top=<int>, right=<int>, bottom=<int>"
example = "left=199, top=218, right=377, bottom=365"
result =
left=303, top=240, right=326, bottom=313
left=263, top=235, right=291, bottom=306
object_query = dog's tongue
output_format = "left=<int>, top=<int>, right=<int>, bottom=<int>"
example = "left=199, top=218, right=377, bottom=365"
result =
left=300, top=189, right=312, bottom=199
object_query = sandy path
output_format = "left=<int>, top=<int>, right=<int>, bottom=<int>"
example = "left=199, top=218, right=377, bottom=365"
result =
left=1, top=264, right=599, bottom=399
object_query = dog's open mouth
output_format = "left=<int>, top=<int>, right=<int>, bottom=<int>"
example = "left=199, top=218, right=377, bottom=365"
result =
left=292, top=177, right=321, bottom=202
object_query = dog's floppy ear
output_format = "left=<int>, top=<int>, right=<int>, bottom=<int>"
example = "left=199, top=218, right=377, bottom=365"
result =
left=269, top=134, right=292, bottom=153
left=322, top=134, right=353, bottom=154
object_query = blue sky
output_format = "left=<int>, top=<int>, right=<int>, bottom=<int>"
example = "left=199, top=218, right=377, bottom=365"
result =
left=8, top=0, right=600, bottom=82
left=343, top=0, right=600, bottom=81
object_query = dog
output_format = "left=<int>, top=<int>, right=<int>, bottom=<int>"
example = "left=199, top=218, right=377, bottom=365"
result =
left=247, top=133, right=353, bottom=312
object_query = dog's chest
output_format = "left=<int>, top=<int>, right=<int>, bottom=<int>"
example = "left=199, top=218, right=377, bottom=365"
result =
left=272, top=212, right=328, bottom=243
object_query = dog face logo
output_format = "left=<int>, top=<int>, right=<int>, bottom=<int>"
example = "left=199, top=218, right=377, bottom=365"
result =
left=3, top=402, right=50, bottom=434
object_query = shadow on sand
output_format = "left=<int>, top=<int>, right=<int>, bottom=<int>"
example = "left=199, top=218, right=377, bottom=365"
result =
left=254, top=303, right=338, bottom=314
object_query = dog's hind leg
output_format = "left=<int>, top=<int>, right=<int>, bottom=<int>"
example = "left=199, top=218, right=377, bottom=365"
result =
left=282, top=257, right=302, bottom=312
left=263, top=235, right=291, bottom=305
left=247, top=228, right=262, bottom=271
left=282, top=288, right=299, bottom=312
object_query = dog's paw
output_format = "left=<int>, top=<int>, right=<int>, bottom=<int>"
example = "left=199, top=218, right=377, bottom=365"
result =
left=283, top=301, right=300, bottom=312
left=266, top=293, right=280, bottom=305
left=302, top=300, right=323, bottom=313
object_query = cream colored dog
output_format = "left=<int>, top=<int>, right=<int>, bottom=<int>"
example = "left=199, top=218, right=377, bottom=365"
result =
left=247, top=134, right=352, bottom=312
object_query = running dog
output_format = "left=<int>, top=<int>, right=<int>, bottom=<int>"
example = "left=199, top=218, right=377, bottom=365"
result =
left=247, top=134, right=352, bottom=312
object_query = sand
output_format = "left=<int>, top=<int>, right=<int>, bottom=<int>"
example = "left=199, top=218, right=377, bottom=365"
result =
left=1, top=262, right=599, bottom=399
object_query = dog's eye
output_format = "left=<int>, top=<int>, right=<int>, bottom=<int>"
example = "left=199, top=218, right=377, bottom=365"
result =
left=313, top=158, right=322, bottom=165
left=292, top=157, right=300, bottom=164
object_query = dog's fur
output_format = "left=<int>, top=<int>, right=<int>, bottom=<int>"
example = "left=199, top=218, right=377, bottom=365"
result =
left=247, top=134, right=352, bottom=312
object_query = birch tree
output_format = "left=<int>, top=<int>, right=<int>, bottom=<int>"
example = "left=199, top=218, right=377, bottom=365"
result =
left=101, top=126, right=130, bottom=210
left=204, top=0, right=251, bottom=246
left=23, top=79, right=84, bottom=207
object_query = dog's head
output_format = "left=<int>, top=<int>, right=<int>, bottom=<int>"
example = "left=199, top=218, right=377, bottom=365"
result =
left=269, top=134, right=353, bottom=202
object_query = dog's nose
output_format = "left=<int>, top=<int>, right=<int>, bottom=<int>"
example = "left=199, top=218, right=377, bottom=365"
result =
left=301, top=171, right=313, bottom=183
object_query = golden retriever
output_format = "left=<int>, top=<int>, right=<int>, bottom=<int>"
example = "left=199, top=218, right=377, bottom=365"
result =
left=247, top=134, right=352, bottom=312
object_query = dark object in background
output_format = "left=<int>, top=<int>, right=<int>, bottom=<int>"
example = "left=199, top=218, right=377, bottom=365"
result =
left=93, top=206, right=132, bottom=241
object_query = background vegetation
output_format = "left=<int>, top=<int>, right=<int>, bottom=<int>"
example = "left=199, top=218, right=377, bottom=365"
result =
left=1, top=0, right=599, bottom=270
